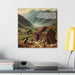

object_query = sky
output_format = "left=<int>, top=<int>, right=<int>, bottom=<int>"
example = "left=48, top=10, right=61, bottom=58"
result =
left=18, top=8, right=57, bottom=15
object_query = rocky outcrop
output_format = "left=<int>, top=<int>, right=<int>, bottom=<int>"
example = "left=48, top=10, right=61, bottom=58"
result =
left=33, top=26, right=57, bottom=44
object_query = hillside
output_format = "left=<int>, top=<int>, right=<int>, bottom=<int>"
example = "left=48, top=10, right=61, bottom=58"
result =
left=18, top=14, right=33, bottom=28
left=22, top=10, right=57, bottom=28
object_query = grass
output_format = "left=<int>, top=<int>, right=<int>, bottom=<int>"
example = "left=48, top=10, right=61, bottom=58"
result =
left=18, top=27, right=33, bottom=41
left=18, top=34, right=33, bottom=41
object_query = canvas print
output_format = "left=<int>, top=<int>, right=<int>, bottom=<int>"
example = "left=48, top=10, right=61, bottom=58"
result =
left=18, top=8, right=57, bottom=48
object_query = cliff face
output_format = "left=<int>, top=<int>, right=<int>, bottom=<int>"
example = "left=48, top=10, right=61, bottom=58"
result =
left=33, top=26, right=57, bottom=44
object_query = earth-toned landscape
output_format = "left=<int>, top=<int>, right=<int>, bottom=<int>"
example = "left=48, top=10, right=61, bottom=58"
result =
left=18, top=8, right=57, bottom=48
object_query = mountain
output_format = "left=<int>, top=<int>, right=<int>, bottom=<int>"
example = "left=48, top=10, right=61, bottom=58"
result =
left=22, top=10, right=57, bottom=28
left=22, top=10, right=39, bottom=24
left=18, top=14, right=33, bottom=28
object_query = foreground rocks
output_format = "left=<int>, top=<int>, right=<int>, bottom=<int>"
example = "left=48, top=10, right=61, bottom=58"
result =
left=18, top=40, right=57, bottom=48
left=18, top=26, right=57, bottom=48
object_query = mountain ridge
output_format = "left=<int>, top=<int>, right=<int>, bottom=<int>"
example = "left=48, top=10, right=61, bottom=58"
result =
left=18, top=14, right=33, bottom=28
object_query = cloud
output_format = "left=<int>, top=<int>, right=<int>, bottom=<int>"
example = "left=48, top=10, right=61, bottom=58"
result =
left=18, top=8, right=57, bottom=15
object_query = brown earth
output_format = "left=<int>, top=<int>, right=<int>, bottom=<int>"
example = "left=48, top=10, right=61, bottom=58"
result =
left=18, top=26, right=57, bottom=48
left=18, top=41, right=57, bottom=48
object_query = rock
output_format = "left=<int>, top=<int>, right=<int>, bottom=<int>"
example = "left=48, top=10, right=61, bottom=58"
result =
left=18, top=42, right=26, bottom=48
left=33, top=26, right=57, bottom=44
left=24, top=38, right=28, bottom=44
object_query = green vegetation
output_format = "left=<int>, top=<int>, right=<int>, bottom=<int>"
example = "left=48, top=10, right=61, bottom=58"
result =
left=18, top=27, right=37, bottom=41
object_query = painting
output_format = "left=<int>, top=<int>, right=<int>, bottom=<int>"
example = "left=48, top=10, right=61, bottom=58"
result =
left=18, top=8, right=57, bottom=48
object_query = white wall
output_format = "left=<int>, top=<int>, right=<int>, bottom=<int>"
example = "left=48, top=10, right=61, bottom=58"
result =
left=0, top=0, right=75, bottom=69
